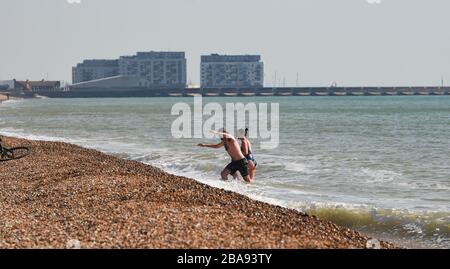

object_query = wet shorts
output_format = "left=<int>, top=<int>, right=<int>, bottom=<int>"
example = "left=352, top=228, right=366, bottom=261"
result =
left=245, top=154, right=257, bottom=167
left=225, top=158, right=249, bottom=177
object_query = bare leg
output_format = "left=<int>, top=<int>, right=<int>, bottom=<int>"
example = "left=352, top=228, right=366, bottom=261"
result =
left=243, top=175, right=252, bottom=183
left=247, top=161, right=256, bottom=180
left=221, top=169, right=231, bottom=181
left=251, top=168, right=256, bottom=180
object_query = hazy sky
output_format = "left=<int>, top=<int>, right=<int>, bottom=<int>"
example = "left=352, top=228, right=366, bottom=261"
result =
left=1, top=0, right=449, bottom=86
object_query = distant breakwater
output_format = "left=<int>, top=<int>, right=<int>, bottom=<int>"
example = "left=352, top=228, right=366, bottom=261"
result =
left=16, top=86, right=450, bottom=98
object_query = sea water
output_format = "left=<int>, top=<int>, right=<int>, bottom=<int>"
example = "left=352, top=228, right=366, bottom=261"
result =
left=1, top=96, right=449, bottom=248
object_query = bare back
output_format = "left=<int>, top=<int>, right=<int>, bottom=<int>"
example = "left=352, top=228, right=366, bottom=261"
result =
left=240, top=138, right=253, bottom=156
left=223, top=138, right=245, bottom=161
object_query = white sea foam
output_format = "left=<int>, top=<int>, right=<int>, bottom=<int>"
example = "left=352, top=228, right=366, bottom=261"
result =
left=0, top=99, right=23, bottom=106
left=0, top=128, right=81, bottom=144
left=284, top=162, right=315, bottom=174
left=360, top=168, right=402, bottom=183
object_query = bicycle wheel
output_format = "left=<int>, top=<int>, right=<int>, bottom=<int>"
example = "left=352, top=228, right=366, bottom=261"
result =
left=0, top=149, right=14, bottom=161
left=0, top=147, right=31, bottom=162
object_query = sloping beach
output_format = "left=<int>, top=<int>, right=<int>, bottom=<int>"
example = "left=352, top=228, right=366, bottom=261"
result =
left=0, top=136, right=396, bottom=249
left=0, top=94, right=8, bottom=103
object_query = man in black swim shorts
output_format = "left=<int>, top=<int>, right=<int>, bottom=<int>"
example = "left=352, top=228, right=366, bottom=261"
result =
left=198, top=129, right=252, bottom=183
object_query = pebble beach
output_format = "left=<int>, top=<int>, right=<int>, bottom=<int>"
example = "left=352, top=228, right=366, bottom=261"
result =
left=0, top=136, right=396, bottom=249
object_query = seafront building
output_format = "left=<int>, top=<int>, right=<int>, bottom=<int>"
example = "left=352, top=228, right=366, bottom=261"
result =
left=200, top=54, right=264, bottom=88
left=71, top=51, right=187, bottom=89
left=0, top=79, right=61, bottom=94
left=0, top=80, right=15, bottom=91
left=15, top=80, right=60, bottom=92
left=72, top=60, right=119, bottom=84
left=118, top=51, right=187, bottom=88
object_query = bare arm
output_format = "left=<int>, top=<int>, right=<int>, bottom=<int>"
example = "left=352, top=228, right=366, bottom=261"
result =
left=198, top=141, right=224, bottom=148
left=210, top=130, right=237, bottom=141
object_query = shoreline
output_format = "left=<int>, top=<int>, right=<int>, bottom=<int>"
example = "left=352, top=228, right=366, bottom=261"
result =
left=0, top=94, right=28, bottom=104
left=0, top=136, right=397, bottom=248
left=0, top=93, right=9, bottom=103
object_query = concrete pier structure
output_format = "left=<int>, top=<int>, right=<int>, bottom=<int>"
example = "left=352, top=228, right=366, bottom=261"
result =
left=37, top=86, right=450, bottom=98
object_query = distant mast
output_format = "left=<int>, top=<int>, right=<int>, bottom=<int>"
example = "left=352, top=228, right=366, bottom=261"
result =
left=441, top=74, right=444, bottom=88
